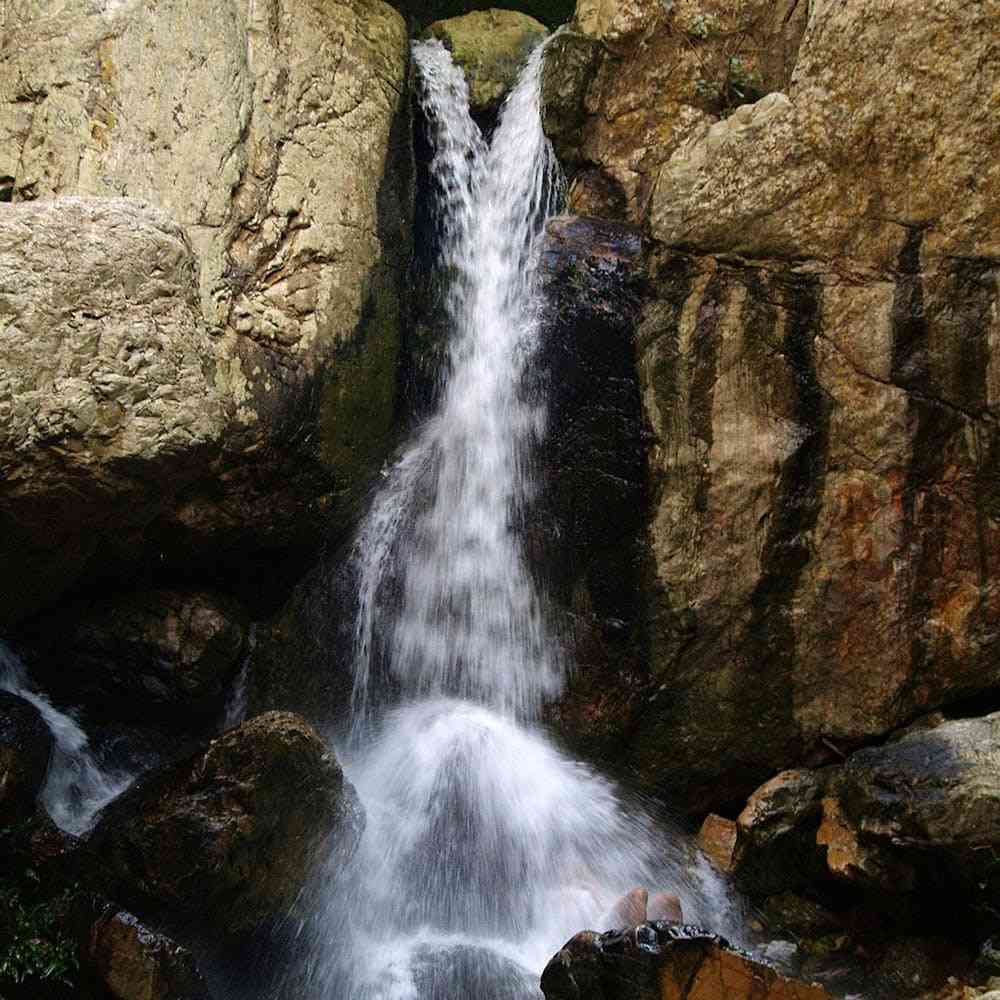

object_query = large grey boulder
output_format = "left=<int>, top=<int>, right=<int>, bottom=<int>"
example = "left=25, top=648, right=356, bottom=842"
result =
left=0, top=198, right=224, bottom=625
left=0, top=0, right=412, bottom=622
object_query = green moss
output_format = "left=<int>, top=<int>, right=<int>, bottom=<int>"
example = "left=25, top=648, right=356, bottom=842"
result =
left=394, top=0, right=574, bottom=32
left=318, top=267, right=402, bottom=516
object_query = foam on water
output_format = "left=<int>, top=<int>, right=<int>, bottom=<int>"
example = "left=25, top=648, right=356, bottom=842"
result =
left=0, top=639, right=135, bottom=835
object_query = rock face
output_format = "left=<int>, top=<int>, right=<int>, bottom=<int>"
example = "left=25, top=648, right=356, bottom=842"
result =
left=91, top=712, right=363, bottom=935
left=20, top=589, right=249, bottom=727
left=0, top=199, right=224, bottom=627
left=0, top=691, right=53, bottom=825
left=88, top=909, right=210, bottom=1000
left=540, top=924, right=832, bottom=1000
left=541, top=0, right=1000, bottom=814
left=541, top=0, right=808, bottom=220
left=0, top=0, right=412, bottom=622
left=533, top=216, right=650, bottom=762
left=426, top=9, right=548, bottom=114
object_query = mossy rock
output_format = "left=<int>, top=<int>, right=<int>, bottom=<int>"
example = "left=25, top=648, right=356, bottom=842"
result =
left=425, top=8, right=548, bottom=113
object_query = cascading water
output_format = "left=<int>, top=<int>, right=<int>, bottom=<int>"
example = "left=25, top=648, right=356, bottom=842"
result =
left=0, top=639, right=135, bottom=836
left=291, top=38, right=741, bottom=1000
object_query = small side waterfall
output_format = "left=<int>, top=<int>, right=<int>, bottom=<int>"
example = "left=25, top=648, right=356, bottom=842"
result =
left=0, top=640, right=135, bottom=836
left=297, top=39, right=739, bottom=1000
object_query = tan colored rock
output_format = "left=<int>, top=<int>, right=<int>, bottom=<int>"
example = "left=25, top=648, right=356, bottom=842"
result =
left=426, top=9, right=548, bottom=114
left=541, top=0, right=808, bottom=220
left=650, top=0, right=1000, bottom=266
left=619, top=243, right=1000, bottom=813
left=697, top=814, right=737, bottom=873
left=0, top=0, right=411, bottom=619
left=610, top=887, right=647, bottom=926
left=647, top=891, right=683, bottom=923
left=0, top=198, right=224, bottom=624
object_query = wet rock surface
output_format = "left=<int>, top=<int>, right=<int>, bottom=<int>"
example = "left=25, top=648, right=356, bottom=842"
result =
left=540, top=923, right=833, bottom=1000
left=0, top=691, right=52, bottom=825
left=91, top=712, right=363, bottom=936
left=88, top=908, right=211, bottom=1000
left=533, top=216, right=651, bottom=763
left=19, top=589, right=249, bottom=728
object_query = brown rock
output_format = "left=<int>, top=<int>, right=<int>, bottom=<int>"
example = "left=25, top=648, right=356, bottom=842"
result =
left=21, top=589, right=249, bottom=726
left=91, top=712, right=363, bottom=935
left=697, top=814, right=737, bottom=873
left=541, top=0, right=808, bottom=221
left=540, top=923, right=833, bottom=1000
left=88, top=909, right=210, bottom=1000
left=730, top=770, right=828, bottom=894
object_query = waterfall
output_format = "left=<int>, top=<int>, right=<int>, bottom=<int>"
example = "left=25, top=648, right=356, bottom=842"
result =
left=0, top=640, right=136, bottom=836
left=292, top=38, right=740, bottom=1000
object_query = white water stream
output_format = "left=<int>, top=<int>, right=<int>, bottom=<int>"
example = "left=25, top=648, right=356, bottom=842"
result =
left=297, top=39, right=740, bottom=1000
left=0, top=639, right=135, bottom=836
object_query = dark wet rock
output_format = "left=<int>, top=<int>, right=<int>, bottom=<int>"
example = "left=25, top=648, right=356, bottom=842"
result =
left=821, top=712, right=1000, bottom=907
left=20, top=590, right=249, bottom=728
left=0, top=690, right=52, bottom=825
left=533, top=216, right=651, bottom=765
left=87, top=908, right=210, bottom=1000
left=540, top=923, right=833, bottom=1000
left=730, top=770, right=829, bottom=895
left=91, top=712, right=362, bottom=936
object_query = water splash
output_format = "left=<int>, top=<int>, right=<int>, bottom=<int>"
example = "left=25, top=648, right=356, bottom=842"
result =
left=0, top=639, right=135, bottom=835
left=298, top=38, right=740, bottom=999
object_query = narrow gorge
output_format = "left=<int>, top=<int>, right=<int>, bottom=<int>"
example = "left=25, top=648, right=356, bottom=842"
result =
left=1, top=1, right=999, bottom=999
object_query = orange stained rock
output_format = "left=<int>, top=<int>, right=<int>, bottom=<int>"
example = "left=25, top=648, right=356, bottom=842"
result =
left=659, top=945, right=832, bottom=1000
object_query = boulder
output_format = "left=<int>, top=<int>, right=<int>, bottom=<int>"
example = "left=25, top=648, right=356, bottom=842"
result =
left=0, top=0, right=412, bottom=621
left=21, top=589, right=250, bottom=726
left=91, top=712, right=363, bottom=935
left=0, top=691, right=53, bottom=825
left=0, top=198, right=224, bottom=626
left=730, top=770, right=828, bottom=895
left=697, top=814, right=737, bottom=873
left=540, top=923, right=833, bottom=1000
left=87, top=909, right=210, bottom=1000
left=626, top=243, right=1000, bottom=813
left=538, top=0, right=1000, bottom=818
left=649, top=0, right=1000, bottom=267
left=820, top=712, right=1000, bottom=904
left=426, top=9, right=548, bottom=114
left=541, top=0, right=808, bottom=220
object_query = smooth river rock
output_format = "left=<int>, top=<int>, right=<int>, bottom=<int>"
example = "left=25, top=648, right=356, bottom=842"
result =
left=91, top=712, right=363, bottom=936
